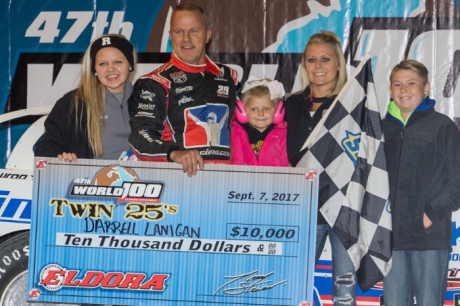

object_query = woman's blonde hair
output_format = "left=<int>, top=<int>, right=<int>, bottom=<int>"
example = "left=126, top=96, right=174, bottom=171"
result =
left=296, top=31, right=347, bottom=97
left=73, top=34, right=137, bottom=157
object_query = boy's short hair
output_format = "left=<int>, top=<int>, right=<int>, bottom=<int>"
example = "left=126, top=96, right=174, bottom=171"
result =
left=390, top=60, right=429, bottom=84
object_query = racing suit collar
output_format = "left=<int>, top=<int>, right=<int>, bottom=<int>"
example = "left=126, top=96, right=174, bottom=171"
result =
left=170, top=52, right=221, bottom=75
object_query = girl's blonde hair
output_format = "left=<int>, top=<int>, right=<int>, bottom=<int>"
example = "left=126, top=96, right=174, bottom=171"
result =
left=242, top=79, right=280, bottom=107
left=73, top=34, right=137, bottom=157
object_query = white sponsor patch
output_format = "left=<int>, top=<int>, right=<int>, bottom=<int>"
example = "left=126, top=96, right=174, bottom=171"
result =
left=140, top=90, right=155, bottom=101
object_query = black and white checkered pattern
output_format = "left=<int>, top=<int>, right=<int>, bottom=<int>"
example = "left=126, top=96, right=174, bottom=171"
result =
left=297, top=53, right=392, bottom=292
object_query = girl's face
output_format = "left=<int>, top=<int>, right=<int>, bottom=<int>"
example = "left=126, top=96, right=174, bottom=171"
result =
left=390, top=69, right=430, bottom=119
left=304, top=43, right=340, bottom=93
left=94, top=47, right=131, bottom=93
left=245, top=96, right=276, bottom=132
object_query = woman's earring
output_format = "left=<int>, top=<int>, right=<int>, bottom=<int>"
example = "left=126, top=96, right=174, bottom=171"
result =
left=129, top=67, right=133, bottom=71
left=94, top=72, right=97, bottom=76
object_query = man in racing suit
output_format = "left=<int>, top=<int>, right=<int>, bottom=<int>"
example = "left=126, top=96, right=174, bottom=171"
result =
left=128, top=3, right=238, bottom=177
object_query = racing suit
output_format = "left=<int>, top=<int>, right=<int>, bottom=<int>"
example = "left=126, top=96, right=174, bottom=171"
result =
left=128, top=52, right=238, bottom=163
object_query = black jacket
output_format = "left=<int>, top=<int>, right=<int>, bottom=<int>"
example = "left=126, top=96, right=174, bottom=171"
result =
left=34, top=84, right=132, bottom=159
left=285, top=87, right=336, bottom=224
left=382, top=98, right=460, bottom=251
left=128, top=53, right=238, bottom=162
left=34, top=90, right=93, bottom=158
left=285, top=87, right=336, bottom=166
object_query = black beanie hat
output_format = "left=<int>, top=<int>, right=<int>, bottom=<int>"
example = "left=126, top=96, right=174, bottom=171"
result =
left=90, top=35, right=135, bottom=73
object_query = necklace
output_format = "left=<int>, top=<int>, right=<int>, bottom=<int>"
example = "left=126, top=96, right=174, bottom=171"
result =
left=309, top=94, right=336, bottom=112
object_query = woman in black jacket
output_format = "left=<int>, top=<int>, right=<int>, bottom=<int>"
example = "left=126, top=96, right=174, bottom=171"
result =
left=34, top=34, right=137, bottom=162
left=285, top=31, right=356, bottom=306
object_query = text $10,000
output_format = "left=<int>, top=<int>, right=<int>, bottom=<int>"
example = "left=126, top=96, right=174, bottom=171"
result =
left=230, top=226, right=296, bottom=241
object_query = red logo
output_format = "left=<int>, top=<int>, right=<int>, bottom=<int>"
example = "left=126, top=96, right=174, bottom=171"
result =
left=373, top=281, right=384, bottom=289
left=28, top=288, right=41, bottom=299
left=447, top=280, right=460, bottom=290
left=299, top=302, right=310, bottom=306
left=447, top=268, right=460, bottom=290
left=305, top=171, right=317, bottom=180
left=39, top=264, right=169, bottom=291
left=35, top=160, right=47, bottom=169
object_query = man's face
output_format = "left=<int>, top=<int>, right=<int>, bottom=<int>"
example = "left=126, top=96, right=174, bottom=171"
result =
left=169, top=10, right=211, bottom=65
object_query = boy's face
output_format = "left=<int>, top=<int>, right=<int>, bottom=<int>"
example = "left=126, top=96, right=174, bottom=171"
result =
left=390, top=69, right=430, bottom=118
left=245, top=96, right=276, bottom=132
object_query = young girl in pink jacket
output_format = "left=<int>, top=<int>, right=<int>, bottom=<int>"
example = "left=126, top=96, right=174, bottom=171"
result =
left=231, top=77, right=288, bottom=166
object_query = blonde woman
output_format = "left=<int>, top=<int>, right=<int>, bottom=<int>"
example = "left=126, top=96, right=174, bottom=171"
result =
left=285, top=31, right=356, bottom=306
left=35, top=34, right=137, bottom=161
left=285, top=31, right=347, bottom=165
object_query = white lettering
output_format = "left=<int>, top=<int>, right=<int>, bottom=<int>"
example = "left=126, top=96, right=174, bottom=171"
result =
left=61, top=12, right=93, bottom=43
left=73, top=186, right=88, bottom=195
left=102, top=37, right=111, bottom=45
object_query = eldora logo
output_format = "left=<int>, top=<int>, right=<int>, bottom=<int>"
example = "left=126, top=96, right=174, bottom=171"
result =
left=36, top=159, right=47, bottom=169
left=28, top=288, right=41, bottom=299
left=39, top=264, right=66, bottom=291
left=305, top=171, right=317, bottom=180
left=39, top=264, right=170, bottom=291
left=69, top=166, right=165, bottom=204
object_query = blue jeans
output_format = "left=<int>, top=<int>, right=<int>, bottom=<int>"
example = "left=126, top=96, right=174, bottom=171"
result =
left=383, top=250, right=449, bottom=306
left=316, top=223, right=357, bottom=306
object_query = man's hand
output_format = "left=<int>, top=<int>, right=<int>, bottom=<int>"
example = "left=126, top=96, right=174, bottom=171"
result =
left=423, top=213, right=433, bottom=229
left=170, top=150, right=204, bottom=177
left=58, top=152, right=78, bottom=162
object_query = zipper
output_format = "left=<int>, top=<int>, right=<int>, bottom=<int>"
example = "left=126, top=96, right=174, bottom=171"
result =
left=391, top=123, right=405, bottom=234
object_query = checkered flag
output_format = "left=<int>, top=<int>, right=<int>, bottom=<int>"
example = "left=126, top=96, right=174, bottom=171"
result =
left=296, top=53, right=392, bottom=292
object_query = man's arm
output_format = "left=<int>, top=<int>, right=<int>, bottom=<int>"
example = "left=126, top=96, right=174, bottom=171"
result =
left=128, top=78, right=180, bottom=160
left=128, top=77, right=204, bottom=176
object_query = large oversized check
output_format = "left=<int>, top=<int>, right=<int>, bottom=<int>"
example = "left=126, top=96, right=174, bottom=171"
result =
left=27, top=158, right=318, bottom=305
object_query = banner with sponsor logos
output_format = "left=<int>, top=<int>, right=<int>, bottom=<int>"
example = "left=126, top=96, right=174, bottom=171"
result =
left=28, top=158, right=318, bottom=305
left=3, top=1, right=460, bottom=167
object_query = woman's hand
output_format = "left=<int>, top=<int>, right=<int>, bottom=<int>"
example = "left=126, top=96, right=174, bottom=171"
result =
left=57, top=152, right=78, bottom=162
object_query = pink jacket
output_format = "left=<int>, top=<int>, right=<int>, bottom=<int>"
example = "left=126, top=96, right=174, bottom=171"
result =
left=231, top=121, right=289, bottom=166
